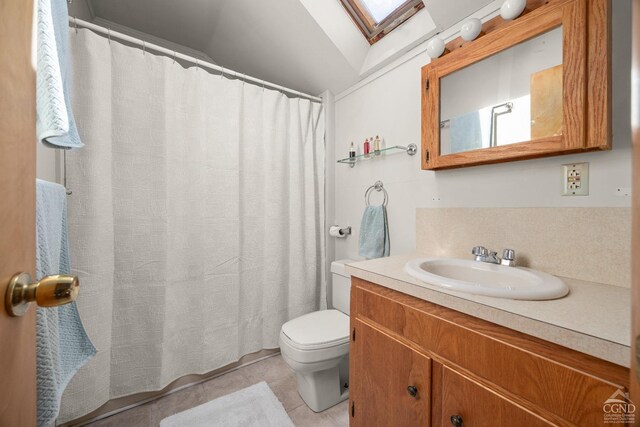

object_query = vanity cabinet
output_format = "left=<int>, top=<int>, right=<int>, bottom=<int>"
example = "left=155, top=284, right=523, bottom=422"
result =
left=350, top=319, right=431, bottom=426
left=349, top=277, right=630, bottom=426
left=440, top=367, right=554, bottom=426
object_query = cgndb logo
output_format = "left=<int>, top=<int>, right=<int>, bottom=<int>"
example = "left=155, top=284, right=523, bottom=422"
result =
left=603, top=389, right=636, bottom=424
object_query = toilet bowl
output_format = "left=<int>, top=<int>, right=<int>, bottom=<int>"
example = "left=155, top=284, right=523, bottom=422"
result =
left=279, top=259, right=353, bottom=412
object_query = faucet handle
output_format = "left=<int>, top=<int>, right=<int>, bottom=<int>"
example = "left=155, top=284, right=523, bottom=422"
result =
left=501, top=249, right=516, bottom=266
left=472, top=246, right=487, bottom=256
left=502, top=249, right=515, bottom=261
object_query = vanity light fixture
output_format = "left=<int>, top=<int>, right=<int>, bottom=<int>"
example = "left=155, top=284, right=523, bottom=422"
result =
left=500, top=0, right=527, bottom=20
left=426, top=37, right=446, bottom=59
left=460, top=18, right=482, bottom=41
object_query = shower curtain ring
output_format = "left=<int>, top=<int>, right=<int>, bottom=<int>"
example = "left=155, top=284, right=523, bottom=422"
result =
left=173, top=51, right=176, bottom=64
left=107, top=28, right=111, bottom=44
left=220, top=66, right=224, bottom=79
left=74, top=16, right=78, bottom=34
left=142, top=40, right=146, bottom=55
left=262, top=80, right=265, bottom=91
left=195, top=59, right=199, bottom=71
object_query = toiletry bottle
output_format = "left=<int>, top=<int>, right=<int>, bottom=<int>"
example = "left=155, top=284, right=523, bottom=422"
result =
left=349, top=142, right=356, bottom=161
left=363, top=138, right=370, bottom=158
left=373, top=135, right=381, bottom=155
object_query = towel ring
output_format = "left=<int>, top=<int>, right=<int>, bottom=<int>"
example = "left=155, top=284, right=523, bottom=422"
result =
left=365, top=181, right=388, bottom=207
left=63, top=150, right=72, bottom=195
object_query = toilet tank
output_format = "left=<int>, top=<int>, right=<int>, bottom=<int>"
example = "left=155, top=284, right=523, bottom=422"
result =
left=330, top=259, right=354, bottom=315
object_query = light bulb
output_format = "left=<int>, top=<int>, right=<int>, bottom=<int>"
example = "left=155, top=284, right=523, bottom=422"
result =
left=426, top=37, right=445, bottom=59
left=460, top=18, right=482, bottom=41
left=500, top=0, right=527, bottom=20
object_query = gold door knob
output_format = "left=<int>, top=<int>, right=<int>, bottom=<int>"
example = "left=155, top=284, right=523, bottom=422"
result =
left=4, top=272, right=79, bottom=317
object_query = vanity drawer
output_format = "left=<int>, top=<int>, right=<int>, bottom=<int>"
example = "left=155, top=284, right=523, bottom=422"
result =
left=351, top=278, right=629, bottom=426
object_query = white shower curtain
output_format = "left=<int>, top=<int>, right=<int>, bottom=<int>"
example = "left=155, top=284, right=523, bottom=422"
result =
left=59, top=29, right=325, bottom=422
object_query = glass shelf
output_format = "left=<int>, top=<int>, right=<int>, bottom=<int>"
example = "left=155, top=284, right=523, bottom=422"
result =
left=337, top=144, right=417, bottom=167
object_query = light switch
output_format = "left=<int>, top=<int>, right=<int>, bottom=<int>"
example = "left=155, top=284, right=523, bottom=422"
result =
left=562, top=163, right=589, bottom=196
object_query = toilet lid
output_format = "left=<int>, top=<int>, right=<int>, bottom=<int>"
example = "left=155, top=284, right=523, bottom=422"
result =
left=281, top=309, right=350, bottom=349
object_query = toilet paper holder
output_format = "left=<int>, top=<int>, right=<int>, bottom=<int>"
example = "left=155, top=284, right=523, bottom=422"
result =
left=330, top=225, right=352, bottom=237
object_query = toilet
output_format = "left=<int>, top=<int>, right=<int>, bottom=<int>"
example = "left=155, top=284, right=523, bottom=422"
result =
left=279, top=259, right=353, bottom=412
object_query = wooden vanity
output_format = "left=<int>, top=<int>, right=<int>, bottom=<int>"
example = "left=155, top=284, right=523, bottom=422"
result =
left=348, top=277, right=630, bottom=426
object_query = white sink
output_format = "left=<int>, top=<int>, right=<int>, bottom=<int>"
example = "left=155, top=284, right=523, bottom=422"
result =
left=404, top=258, right=569, bottom=300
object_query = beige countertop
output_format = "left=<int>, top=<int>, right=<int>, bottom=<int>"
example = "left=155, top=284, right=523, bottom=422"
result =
left=346, top=254, right=631, bottom=368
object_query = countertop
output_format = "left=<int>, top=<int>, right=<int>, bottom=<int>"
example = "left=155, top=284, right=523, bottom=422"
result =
left=346, top=254, right=631, bottom=368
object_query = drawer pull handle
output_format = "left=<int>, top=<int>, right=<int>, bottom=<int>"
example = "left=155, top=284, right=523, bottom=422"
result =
left=406, top=386, right=418, bottom=398
left=450, top=415, right=463, bottom=427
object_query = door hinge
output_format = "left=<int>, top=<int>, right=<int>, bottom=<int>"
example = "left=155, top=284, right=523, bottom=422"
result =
left=636, top=335, right=640, bottom=382
left=351, top=401, right=355, bottom=417
left=352, top=327, right=356, bottom=341
left=425, top=79, right=429, bottom=91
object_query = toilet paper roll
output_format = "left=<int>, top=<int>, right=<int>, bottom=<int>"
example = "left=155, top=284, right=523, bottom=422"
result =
left=329, top=226, right=349, bottom=238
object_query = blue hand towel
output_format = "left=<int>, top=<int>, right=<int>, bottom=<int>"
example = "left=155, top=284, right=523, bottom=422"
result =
left=35, top=180, right=95, bottom=427
left=36, top=0, right=84, bottom=149
left=449, top=110, right=485, bottom=153
left=358, top=205, right=390, bottom=259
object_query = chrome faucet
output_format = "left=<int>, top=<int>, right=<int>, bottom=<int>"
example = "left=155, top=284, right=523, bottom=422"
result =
left=472, top=246, right=516, bottom=266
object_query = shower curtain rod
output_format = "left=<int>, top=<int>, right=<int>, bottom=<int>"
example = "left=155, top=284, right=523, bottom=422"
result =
left=67, top=17, right=323, bottom=103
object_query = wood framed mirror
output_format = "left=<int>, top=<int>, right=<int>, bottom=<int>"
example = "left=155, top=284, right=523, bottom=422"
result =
left=421, top=0, right=611, bottom=170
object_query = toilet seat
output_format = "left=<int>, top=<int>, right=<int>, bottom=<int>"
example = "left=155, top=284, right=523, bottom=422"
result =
left=282, top=309, right=350, bottom=349
left=280, top=310, right=350, bottom=364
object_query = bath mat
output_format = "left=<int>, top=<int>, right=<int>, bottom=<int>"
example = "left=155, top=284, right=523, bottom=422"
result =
left=160, top=381, right=294, bottom=427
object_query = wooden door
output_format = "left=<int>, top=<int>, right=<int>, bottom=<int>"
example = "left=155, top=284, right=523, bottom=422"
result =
left=0, top=0, right=37, bottom=426
left=632, top=0, right=640, bottom=415
left=440, top=366, right=553, bottom=427
left=349, top=319, right=431, bottom=427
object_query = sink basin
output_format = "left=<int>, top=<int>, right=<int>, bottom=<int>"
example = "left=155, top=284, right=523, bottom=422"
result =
left=404, top=258, right=568, bottom=300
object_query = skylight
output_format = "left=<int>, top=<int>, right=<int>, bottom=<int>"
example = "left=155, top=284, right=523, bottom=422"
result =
left=340, top=0, right=424, bottom=44
left=361, top=0, right=410, bottom=23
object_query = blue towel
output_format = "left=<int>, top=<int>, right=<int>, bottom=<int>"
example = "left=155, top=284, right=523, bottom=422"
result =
left=36, top=0, right=84, bottom=149
left=449, top=110, right=485, bottom=153
left=358, top=205, right=390, bottom=259
left=35, top=180, right=95, bottom=427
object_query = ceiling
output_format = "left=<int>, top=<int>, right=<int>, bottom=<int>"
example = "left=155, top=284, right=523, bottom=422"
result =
left=69, top=0, right=494, bottom=96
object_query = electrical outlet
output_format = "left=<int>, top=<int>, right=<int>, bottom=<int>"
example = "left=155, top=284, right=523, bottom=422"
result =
left=562, top=163, right=589, bottom=196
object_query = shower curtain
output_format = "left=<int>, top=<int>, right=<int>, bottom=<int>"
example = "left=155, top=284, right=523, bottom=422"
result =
left=58, top=29, right=325, bottom=422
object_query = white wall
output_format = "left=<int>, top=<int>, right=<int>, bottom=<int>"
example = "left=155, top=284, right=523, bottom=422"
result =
left=333, top=0, right=633, bottom=261
left=67, top=0, right=94, bottom=21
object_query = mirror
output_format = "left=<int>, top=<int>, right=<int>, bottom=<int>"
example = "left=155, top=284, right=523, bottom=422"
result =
left=420, top=0, right=611, bottom=170
left=440, top=27, right=563, bottom=155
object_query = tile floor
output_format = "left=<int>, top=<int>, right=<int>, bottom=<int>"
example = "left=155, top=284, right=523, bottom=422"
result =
left=85, top=355, right=349, bottom=427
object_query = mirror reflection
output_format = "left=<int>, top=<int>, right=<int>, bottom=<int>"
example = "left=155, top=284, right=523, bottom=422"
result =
left=440, top=27, right=563, bottom=155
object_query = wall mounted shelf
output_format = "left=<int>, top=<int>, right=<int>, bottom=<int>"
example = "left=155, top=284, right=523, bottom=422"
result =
left=337, top=143, right=417, bottom=168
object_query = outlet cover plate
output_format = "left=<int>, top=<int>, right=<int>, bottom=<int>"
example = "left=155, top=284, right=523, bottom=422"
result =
left=562, top=162, right=589, bottom=196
